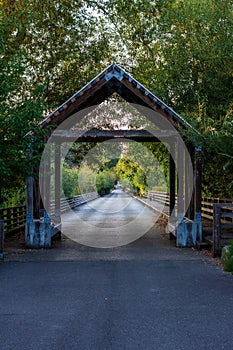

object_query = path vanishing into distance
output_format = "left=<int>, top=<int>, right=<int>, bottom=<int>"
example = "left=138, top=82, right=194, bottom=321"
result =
left=1, top=190, right=233, bottom=350
left=60, top=189, right=162, bottom=248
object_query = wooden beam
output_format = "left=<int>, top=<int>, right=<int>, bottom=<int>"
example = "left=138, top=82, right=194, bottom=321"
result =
left=50, top=129, right=178, bottom=143
left=120, top=79, right=176, bottom=125
left=43, top=79, right=111, bottom=127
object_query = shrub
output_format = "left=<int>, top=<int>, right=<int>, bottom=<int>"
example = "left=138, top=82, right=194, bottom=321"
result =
left=223, top=240, right=233, bottom=274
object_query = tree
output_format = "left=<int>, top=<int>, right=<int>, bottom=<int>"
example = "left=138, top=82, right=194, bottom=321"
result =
left=0, top=0, right=113, bottom=204
left=97, top=0, right=233, bottom=197
left=96, top=169, right=116, bottom=195
left=1, top=0, right=232, bottom=203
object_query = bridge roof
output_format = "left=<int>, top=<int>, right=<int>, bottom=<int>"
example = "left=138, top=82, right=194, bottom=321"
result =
left=33, top=62, right=195, bottom=133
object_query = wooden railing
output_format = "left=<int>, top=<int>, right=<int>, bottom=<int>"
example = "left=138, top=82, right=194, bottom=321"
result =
left=144, top=191, right=172, bottom=207
left=213, top=203, right=233, bottom=257
left=144, top=191, right=233, bottom=222
left=1, top=191, right=233, bottom=256
left=50, top=192, right=99, bottom=217
left=143, top=191, right=233, bottom=256
left=201, top=197, right=233, bottom=221
left=0, top=205, right=26, bottom=236
left=0, top=192, right=99, bottom=236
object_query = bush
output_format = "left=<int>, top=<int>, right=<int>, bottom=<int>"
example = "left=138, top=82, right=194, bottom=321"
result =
left=222, top=240, right=233, bottom=274
left=96, top=170, right=116, bottom=196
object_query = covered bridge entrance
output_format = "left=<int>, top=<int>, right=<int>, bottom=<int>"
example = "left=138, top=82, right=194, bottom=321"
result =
left=26, top=63, right=202, bottom=248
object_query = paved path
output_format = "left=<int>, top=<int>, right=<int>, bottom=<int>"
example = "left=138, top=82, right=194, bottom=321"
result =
left=1, top=192, right=233, bottom=350
left=60, top=189, right=160, bottom=248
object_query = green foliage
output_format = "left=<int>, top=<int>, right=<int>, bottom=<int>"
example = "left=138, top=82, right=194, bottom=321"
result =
left=108, top=0, right=233, bottom=118
left=98, top=0, right=233, bottom=198
left=61, top=161, right=117, bottom=198
left=62, top=166, right=79, bottom=198
left=119, top=177, right=134, bottom=192
left=0, top=0, right=113, bottom=203
left=78, top=165, right=96, bottom=194
left=223, top=240, right=233, bottom=274
left=0, top=0, right=47, bottom=196
left=62, top=164, right=97, bottom=197
left=183, top=101, right=233, bottom=198
left=116, top=157, right=147, bottom=195
left=0, top=185, right=26, bottom=208
left=1, top=0, right=232, bottom=201
left=143, top=142, right=170, bottom=189
left=96, top=169, right=116, bottom=196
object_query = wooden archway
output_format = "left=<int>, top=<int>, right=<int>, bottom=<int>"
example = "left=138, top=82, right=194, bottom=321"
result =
left=26, top=63, right=202, bottom=248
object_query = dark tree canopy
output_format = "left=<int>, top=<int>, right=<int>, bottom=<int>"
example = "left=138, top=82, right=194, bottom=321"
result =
left=0, top=0, right=232, bottom=204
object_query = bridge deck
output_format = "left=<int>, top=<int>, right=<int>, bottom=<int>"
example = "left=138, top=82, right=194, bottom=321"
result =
left=60, top=189, right=162, bottom=249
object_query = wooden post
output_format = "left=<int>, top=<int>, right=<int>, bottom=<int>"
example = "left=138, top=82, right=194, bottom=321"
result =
left=169, top=150, right=176, bottom=216
left=54, top=143, right=61, bottom=225
left=169, top=142, right=176, bottom=240
left=0, top=219, right=4, bottom=260
left=184, top=148, right=188, bottom=218
left=194, top=146, right=202, bottom=221
left=33, top=177, right=41, bottom=220
left=193, top=146, right=203, bottom=244
left=187, top=145, right=195, bottom=220
left=176, top=138, right=186, bottom=246
left=26, top=176, right=34, bottom=218
left=41, top=143, right=51, bottom=216
left=213, top=204, right=220, bottom=258
left=177, top=139, right=184, bottom=219
left=25, top=176, right=35, bottom=247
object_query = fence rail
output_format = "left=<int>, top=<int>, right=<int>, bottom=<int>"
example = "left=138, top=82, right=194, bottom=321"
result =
left=50, top=192, right=99, bottom=217
left=143, top=191, right=233, bottom=256
left=144, top=191, right=172, bottom=207
left=213, top=203, right=233, bottom=257
left=0, top=192, right=99, bottom=236
left=1, top=191, right=233, bottom=256
left=202, top=197, right=233, bottom=221
left=0, top=205, right=26, bottom=236
left=144, top=191, right=233, bottom=223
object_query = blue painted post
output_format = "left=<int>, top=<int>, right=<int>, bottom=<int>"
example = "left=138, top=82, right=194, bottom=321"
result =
left=0, top=219, right=4, bottom=260
left=26, top=212, right=52, bottom=248
left=25, top=212, right=35, bottom=248
left=39, top=212, right=51, bottom=248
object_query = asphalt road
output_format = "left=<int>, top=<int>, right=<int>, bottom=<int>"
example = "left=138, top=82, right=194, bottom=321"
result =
left=1, top=191, right=233, bottom=350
